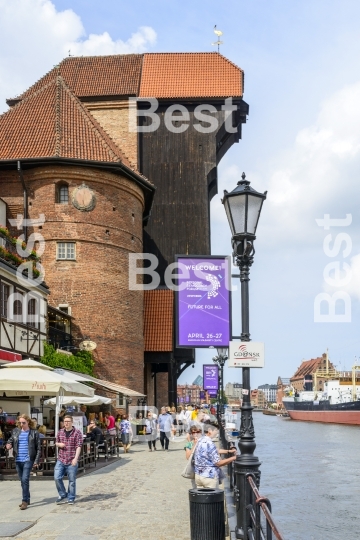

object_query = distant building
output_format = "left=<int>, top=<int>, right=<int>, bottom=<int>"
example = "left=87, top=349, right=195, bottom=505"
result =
left=277, top=376, right=291, bottom=407
left=251, top=389, right=265, bottom=409
left=258, top=384, right=278, bottom=404
left=225, top=382, right=243, bottom=399
left=177, top=384, right=202, bottom=405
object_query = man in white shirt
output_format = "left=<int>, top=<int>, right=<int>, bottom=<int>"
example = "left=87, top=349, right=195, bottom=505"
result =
left=158, top=407, right=173, bottom=451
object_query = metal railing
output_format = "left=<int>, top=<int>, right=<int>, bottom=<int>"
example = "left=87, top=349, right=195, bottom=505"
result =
left=246, top=474, right=284, bottom=540
left=221, top=424, right=284, bottom=540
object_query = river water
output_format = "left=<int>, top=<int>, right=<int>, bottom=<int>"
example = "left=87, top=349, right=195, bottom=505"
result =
left=249, top=412, right=360, bottom=539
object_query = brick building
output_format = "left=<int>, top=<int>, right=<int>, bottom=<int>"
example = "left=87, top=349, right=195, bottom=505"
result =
left=290, top=353, right=335, bottom=393
left=250, top=389, right=265, bottom=409
left=276, top=376, right=291, bottom=408
left=0, top=52, right=247, bottom=406
left=177, top=384, right=202, bottom=405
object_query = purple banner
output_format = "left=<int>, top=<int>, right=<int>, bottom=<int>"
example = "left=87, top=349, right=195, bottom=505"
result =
left=203, top=364, right=219, bottom=391
left=208, top=390, right=218, bottom=397
left=185, top=396, right=190, bottom=403
left=200, top=391, right=205, bottom=400
left=176, top=256, right=231, bottom=347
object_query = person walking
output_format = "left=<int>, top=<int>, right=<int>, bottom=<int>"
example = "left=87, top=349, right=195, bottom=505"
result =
left=145, top=410, right=158, bottom=451
left=54, top=414, right=83, bottom=505
left=6, top=414, right=41, bottom=510
left=194, top=424, right=236, bottom=489
left=158, top=407, right=173, bottom=451
left=120, top=414, right=132, bottom=453
left=104, top=411, right=116, bottom=436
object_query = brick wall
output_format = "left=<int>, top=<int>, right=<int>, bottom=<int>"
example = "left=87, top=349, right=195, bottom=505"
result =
left=86, top=100, right=138, bottom=168
left=0, top=165, right=145, bottom=394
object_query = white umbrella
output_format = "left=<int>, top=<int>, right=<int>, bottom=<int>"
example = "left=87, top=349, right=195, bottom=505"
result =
left=0, top=359, right=94, bottom=436
left=43, top=395, right=112, bottom=406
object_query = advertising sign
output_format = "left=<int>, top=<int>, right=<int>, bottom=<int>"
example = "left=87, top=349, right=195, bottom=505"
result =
left=176, top=256, right=231, bottom=347
left=200, top=391, right=205, bottom=400
left=203, top=364, right=219, bottom=391
left=208, top=390, right=218, bottom=397
left=228, top=342, right=265, bottom=368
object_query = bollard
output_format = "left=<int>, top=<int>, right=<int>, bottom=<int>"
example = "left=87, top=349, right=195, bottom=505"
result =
left=189, top=488, right=225, bottom=540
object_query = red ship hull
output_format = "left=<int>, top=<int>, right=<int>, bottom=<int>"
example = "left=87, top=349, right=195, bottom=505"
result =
left=288, top=410, right=360, bottom=425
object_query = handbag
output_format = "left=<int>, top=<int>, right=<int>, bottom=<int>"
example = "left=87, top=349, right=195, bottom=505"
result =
left=181, top=444, right=196, bottom=479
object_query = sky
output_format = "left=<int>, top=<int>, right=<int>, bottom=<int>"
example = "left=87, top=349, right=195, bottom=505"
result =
left=1, top=0, right=360, bottom=389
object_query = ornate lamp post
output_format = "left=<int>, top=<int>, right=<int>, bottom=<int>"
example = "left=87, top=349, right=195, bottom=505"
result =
left=212, top=347, right=228, bottom=417
left=222, top=172, right=267, bottom=540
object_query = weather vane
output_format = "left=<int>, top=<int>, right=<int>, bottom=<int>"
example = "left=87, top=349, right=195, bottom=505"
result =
left=212, top=25, right=223, bottom=53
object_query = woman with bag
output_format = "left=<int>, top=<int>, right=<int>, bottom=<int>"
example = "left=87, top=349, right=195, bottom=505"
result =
left=182, top=424, right=202, bottom=488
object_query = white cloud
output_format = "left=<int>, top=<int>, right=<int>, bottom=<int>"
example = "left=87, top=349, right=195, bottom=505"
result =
left=67, top=27, right=157, bottom=57
left=0, top=0, right=156, bottom=113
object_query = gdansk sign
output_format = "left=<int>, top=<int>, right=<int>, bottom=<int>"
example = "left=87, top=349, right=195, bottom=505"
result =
left=228, top=341, right=265, bottom=368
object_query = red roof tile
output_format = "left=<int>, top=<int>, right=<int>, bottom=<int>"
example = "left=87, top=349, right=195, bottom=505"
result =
left=7, top=52, right=244, bottom=106
left=144, top=290, right=174, bottom=351
left=7, top=55, right=143, bottom=105
left=291, top=355, right=335, bottom=380
left=0, top=76, right=133, bottom=164
left=139, top=53, right=243, bottom=99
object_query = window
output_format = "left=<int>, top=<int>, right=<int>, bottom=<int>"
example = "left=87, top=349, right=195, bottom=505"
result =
left=57, top=242, right=76, bottom=260
left=56, top=183, right=69, bottom=204
left=1, top=283, right=9, bottom=318
left=28, top=298, right=38, bottom=328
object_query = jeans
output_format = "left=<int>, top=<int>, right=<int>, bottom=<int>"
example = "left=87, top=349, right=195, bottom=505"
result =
left=15, top=460, right=34, bottom=503
left=160, top=431, right=170, bottom=450
left=54, top=460, right=78, bottom=502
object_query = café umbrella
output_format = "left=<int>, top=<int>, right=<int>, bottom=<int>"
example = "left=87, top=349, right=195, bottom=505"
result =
left=0, top=359, right=94, bottom=435
left=43, top=395, right=112, bottom=406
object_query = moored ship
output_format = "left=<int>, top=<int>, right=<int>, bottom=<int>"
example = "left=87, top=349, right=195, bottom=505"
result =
left=283, top=362, right=360, bottom=425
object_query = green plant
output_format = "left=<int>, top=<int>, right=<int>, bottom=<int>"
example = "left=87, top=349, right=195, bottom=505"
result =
left=40, top=343, right=95, bottom=376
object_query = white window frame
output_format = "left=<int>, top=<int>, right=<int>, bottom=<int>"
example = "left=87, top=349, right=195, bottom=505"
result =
left=57, top=242, right=76, bottom=261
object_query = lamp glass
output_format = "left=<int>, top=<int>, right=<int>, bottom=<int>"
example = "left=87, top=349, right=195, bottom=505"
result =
left=217, top=347, right=228, bottom=357
left=226, top=193, right=246, bottom=236
left=247, top=194, right=264, bottom=236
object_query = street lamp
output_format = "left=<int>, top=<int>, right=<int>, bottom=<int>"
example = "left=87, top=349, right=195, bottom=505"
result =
left=212, top=347, right=228, bottom=417
left=222, top=172, right=267, bottom=540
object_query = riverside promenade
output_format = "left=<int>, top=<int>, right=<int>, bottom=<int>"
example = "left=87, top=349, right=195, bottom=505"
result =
left=0, top=443, right=191, bottom=540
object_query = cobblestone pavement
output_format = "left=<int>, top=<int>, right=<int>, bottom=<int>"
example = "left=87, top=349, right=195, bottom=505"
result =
left=0, top=442, right=191, bottom=540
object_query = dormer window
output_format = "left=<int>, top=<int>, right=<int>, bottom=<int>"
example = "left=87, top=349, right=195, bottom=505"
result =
left=56, top=183, right=69, bottom=204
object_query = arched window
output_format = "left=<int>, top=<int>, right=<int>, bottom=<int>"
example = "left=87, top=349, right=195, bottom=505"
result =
left=13, top=299, right=23, bottom=317
left=56, top=183, right=69, bottom=204
left=28, top=298, right=38, bottom=328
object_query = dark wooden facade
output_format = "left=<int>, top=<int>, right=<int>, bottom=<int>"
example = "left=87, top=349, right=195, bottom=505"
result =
left=140, top=99, right=249, bottom=403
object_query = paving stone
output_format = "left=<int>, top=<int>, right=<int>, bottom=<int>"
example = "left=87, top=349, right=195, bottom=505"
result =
left=0, top=440, right=191, bottom=539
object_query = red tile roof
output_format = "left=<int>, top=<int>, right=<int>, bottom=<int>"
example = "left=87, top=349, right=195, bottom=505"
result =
left=7, top=55, right=143, bottom=105
left=0, top=76, right=133, bottom=165
left=7, top=52, right=244, bottom=106
left=140, top=53, right=243, bottom=99
left=144, top=289, right=174, bottom=351
left=291, top=356, right=334, bottom=380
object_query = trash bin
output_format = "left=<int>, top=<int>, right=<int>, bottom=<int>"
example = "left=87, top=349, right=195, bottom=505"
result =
left=189, top=488, right=225, bottom=540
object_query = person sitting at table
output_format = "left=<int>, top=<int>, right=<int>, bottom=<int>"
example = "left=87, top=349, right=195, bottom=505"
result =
left=87, top=420, right=104, bottom=444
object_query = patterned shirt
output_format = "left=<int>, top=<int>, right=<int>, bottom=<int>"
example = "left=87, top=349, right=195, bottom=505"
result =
left=194, top=435, right=220, bottom=479
left=120, top=420, right=131, bottom=434
left=56, top=427, right=83, bottom=465
left=16, top=430, right=30, bottom=462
